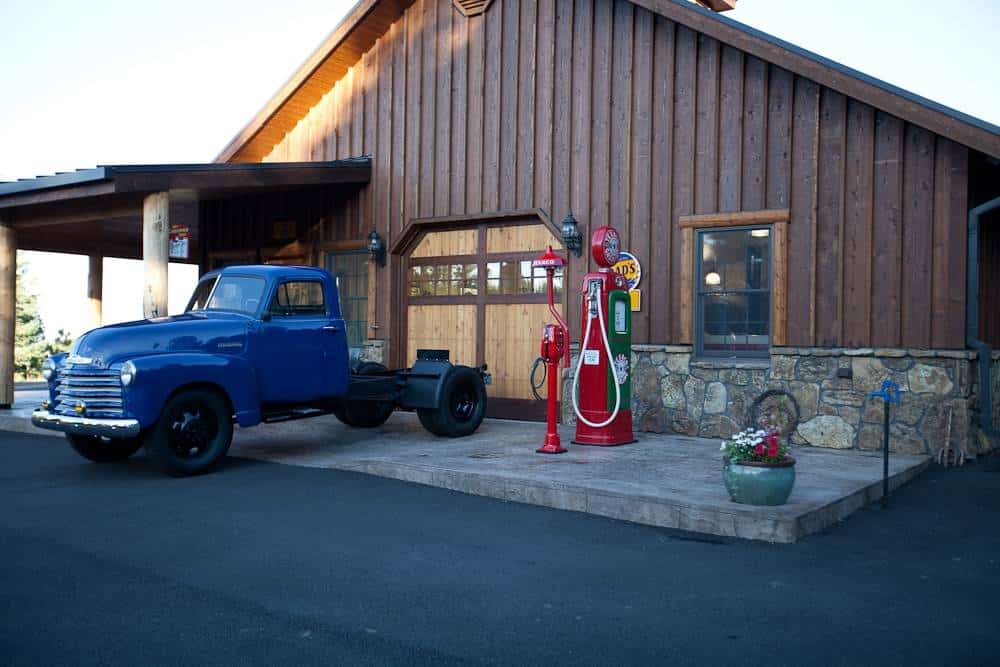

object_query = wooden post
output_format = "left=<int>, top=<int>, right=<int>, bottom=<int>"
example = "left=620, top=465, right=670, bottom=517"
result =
left=0, top=221, right=15, bottom=408
left=143, top=192, right=169, bottom=319
left=88, top=254, right=103, bottom=328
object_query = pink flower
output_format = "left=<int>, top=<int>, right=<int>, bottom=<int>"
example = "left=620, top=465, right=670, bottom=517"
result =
left=754, top=444, right=766, bottom=456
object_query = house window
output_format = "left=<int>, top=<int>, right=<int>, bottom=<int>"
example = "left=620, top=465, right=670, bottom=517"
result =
left=325, top=250, right=368, bottom=353
left=696, top=227, right=771, bottom=357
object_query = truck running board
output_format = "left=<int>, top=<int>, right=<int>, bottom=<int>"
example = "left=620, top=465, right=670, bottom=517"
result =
left=261, top=407, right=331, bottom=424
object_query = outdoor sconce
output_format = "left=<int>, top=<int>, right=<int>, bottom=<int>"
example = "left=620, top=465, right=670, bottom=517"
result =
left=561, top=213, right=582, bottom=257
left=368, top=229, right=386, bottom=267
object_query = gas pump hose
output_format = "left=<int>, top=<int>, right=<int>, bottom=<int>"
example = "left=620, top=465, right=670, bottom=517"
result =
left=571, top=295, right=622, bottom=429
left=529, top=356, right=547, bottom=401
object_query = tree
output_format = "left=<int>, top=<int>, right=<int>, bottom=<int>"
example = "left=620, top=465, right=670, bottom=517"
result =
left=15, top=262, right=53, bottom=380
left=45, top=329, right=74, bottom=358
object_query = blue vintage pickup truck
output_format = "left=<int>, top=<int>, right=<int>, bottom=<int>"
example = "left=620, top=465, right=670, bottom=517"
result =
left=32, top=265, right=488, bottom=475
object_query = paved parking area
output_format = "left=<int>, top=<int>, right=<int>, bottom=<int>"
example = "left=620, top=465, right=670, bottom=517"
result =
left=1, top=430, right=997, bottom=666
left=3, top=385, right=929, bottom=543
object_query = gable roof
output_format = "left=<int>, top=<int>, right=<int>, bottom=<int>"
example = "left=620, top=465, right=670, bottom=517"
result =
left=216, top=0, right=1000, bottom=163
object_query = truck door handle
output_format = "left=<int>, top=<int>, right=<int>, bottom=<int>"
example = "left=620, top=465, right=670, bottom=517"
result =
left=322, top=325, right=340, bottom=332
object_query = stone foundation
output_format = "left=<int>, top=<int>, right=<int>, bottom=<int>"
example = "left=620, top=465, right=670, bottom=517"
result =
left=562, top=345, right=997, bottom=457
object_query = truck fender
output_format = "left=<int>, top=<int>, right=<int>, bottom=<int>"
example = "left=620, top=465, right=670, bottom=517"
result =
left=124, top=354, right=262, bottom=428
left=401, top=360, right=462, bottom=410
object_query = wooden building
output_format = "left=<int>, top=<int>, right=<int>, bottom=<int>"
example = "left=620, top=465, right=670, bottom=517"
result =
left=2, top=0, right=999, bottom=453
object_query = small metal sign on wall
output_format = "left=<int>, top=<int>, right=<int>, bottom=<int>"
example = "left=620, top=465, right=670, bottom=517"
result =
left=452, top=0, right=493, bottom=17
left=169, top=224, right=189, bottom=260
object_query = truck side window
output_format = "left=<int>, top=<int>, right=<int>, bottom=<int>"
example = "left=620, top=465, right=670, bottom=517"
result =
left=268, top=281, right=326, bottom=317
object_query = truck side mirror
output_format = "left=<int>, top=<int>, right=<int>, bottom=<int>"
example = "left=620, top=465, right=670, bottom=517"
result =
left=261, top=311, right=272, bottom=322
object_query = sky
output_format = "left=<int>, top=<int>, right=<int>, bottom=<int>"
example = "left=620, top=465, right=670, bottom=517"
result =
left=1, top=0, right=997, bottom=339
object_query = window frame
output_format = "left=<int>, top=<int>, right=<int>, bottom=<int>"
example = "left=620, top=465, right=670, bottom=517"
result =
left=266, top=279, right=327, bottom=318
left=187, top=274, right=267, bottom=316
left=694, top=225, right=773, bottom=359
left=324, top=249, right=369, bottom=351
left=678, top=208, right=790, bottom=354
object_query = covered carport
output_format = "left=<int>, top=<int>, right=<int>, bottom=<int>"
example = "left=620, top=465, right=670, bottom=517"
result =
left=0, top=158, right=370, bottom=407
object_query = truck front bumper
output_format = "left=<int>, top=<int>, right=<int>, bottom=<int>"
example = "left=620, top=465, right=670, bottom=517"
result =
left=31, top=410, right=141, bottom=439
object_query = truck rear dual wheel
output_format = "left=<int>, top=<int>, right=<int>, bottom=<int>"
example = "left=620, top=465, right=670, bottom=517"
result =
left=144, top=388, right=234, bottom=477
left=417, top=366, right=487, bottom=438
left=334, top=362, right=395, bottom=429
left=66, top=434, right=144, bottom=463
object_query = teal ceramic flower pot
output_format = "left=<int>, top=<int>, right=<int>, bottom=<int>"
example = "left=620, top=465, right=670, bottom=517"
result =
left=722, top=457, right=796, bottom=506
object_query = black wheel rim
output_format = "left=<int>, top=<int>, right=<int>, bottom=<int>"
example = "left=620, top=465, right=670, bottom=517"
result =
left=166, top=402, right=218, bottom=458
left=450, top=384, right=477, bottom=422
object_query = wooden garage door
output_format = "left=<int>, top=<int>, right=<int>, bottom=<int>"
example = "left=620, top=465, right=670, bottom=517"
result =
left=405, top=222, right=565, bottom=421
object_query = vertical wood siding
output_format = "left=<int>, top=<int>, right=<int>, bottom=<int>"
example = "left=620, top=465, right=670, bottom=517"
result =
left=259, top=0, right=970, bottom=350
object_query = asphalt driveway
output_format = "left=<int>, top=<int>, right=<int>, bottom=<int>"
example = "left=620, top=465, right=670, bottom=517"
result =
left=1, top=431, right=998, bottom=665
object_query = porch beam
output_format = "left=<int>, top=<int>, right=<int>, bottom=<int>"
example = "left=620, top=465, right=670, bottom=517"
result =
left=0, top=220, right=15, bottom=408
left=9, top=200, right=143, bottom=228
left=142, top=192, right=169, bottom=319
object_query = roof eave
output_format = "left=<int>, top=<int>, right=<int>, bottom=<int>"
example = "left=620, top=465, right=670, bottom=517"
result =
left=215, top=0, right=1000, bottom=163
left=637, top=0, right=1000, bottom=158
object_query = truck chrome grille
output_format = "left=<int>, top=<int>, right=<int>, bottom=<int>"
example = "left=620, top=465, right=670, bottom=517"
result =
left=52, top=365, right=124, bottom=418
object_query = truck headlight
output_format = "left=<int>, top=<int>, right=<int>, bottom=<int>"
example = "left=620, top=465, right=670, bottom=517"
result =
left=42, top=358, right=56, bottom=381
left=120, top=361, right=137, bottom=387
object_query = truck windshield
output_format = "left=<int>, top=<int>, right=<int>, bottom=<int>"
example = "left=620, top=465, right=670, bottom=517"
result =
left=185, top=275, right=266, bottom=315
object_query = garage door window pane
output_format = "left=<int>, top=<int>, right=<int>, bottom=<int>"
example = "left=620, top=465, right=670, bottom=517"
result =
left=487, top=261, right=563, bottom=295
left=409, top=263, right=477, bottom=297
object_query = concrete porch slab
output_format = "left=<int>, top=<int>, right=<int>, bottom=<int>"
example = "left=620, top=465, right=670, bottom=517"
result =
left=1, top=386, right=930, bottom=543
left=226, top=413, right=929, bottom=543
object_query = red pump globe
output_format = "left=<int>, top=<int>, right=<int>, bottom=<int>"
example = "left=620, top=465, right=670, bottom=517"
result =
left=590, top=226, right=621, bottom=268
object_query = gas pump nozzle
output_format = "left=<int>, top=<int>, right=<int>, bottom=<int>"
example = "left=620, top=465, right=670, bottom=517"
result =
left=587, top=280, right=601, bottom=317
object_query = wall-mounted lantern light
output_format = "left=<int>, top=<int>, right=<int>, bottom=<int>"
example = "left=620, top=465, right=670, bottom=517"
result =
left=561, top=213, right=582, bottom=257
left=368, top=229, right=386, bottom=267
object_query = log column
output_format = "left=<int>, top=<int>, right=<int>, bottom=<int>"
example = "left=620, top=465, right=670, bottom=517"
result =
left=0, top=221, right=15, bottom=408
left=88, top=255, right=103, bottom=328
left=142, top=192, right=169, bottom=319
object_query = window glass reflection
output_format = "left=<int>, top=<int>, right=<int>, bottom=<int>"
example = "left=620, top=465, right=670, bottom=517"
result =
left=486, top=261, right=563, bottom=295
left=408, top=264, right=478, bottom=297
left=697, top=227, right=771, bottom=357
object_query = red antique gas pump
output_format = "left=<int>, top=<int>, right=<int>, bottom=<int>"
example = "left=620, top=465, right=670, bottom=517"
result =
left=571, top=226, right=635, bottom=446
left=532, top=246, right=569, bottom=454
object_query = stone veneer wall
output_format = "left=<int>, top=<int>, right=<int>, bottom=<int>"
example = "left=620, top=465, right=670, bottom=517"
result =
left=562, top=345, right=996, bottom=456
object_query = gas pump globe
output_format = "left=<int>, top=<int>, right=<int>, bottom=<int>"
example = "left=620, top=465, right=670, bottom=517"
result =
left=571, top=225, right=635, bottom=446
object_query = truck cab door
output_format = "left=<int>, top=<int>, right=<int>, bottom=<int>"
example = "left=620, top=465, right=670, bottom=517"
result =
left=254, top=279, right=346, bottom=404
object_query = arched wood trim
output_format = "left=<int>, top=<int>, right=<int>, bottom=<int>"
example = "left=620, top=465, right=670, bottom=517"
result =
left=390, top=208, right=559, bottom=256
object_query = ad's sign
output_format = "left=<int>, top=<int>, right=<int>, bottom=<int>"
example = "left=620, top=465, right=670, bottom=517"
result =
left=612, top=251, right=642, bottom=311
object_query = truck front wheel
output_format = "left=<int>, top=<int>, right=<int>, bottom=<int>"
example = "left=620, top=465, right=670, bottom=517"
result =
left=66, top=434, right=143, bottom=463
left=417, top=366, right=487, bottom=437
left=144, top=389, right=233, bottom=476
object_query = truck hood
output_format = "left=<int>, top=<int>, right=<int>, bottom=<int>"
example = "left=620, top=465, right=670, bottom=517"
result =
left=71, top=312, right=251, bottom=366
